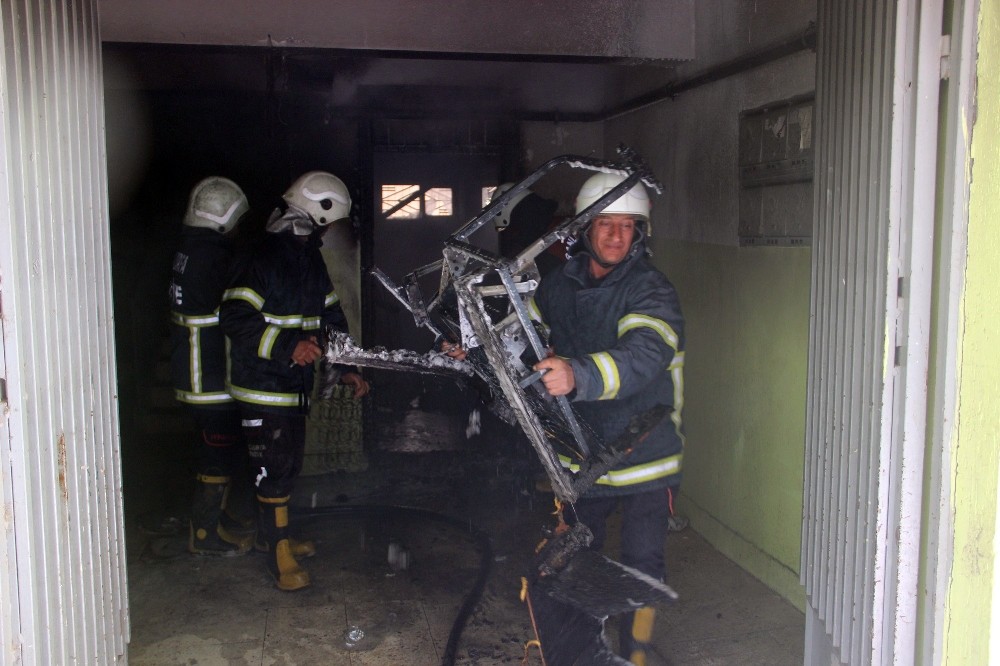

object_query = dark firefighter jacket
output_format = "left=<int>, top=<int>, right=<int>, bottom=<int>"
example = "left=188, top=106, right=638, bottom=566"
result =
left=219, top=232, right=349, bottom=413
left=169, top=227, right=244, bottom=409
left=529, top=242, right=685, bottom=497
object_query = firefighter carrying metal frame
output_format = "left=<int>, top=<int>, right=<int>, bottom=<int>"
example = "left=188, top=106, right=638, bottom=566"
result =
left=338, top=145, right=665, bottom=503
left=325, top=145, right=681, bottom=665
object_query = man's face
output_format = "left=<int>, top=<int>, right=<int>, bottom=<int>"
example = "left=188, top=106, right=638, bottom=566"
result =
left=588, top=214, right=637, bottom=266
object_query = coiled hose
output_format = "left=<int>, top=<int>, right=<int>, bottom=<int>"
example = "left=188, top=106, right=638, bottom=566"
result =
left=299, top=504, right=494, bottom=666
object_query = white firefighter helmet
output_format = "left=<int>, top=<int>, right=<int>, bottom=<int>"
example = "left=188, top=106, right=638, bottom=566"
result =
left=490, top=183, right=532, bottom=231
left=283, top=171, right=351, bottom=226
left=574, top=172, right=651, bottom=231
left=183, top=176, right=249, bottom=234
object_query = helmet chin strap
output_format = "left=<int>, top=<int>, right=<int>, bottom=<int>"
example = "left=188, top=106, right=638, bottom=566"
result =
left=578, top=222, right=649, bottom=269
left=580, top=232, right=618, bottom=269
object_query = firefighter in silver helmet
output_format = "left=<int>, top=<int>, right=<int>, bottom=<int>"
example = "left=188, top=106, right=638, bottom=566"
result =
left=169, top=176, right=254, bottom=557
left=220, top=171, right=369, bottom=591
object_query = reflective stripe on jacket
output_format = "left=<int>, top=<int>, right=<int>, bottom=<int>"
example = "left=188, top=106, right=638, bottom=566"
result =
left=169, top=228, right=241, bottom=408
left=219, top=232, right=348, bottom=412
left=532, top=245, right=685, bottom=496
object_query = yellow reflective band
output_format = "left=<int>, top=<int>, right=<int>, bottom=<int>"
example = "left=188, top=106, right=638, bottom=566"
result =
left=262, top=313, right=304, bottom=327
left=589, top=352, right=620, bottom=400
left=325, top=291, right=340, bottom=307
left=257, top=495, right=291, bottom=505
left=188, top=325, right=202, bottom=393
left=558, top=453, right=682, bottom=486
left=174, top=389, right=234, bottom=405
left=225, top=336, right=233, bottom=390
left=527, top=297, right=544, bottom=324
left=258, top=325, right=281, bottom=360
left=229, top=384, right=300, bottom=407
left=196, top=474, right=230, bottom=484
left=171, top=311, right=220, bottom=327
left=526, top=298, right=550, bottom=337
left=618, top=313, right=679, bottom=350
left=223, top=287, right=264, bottom=310
left=302, top=316, right=321, bottom=331
left=670, top=352, right=685, bottom=444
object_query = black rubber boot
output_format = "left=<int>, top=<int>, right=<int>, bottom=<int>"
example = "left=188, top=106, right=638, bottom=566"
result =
left=619, top=607, right=656, bottom=665
left=188, top=474, right=252, bottom=556
left=218, top=460, right=256, bottom=536
left=219, top=482, right=256, bottom=536
left=220, top=508, right=256, bottom=536
left=257, top=495, right=310, bottom=591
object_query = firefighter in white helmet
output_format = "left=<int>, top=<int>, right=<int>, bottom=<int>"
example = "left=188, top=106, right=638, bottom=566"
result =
left=170, top=176, right=255, bottom=557
left=220, top=171, right=369, bottom=591
left=530, top=170, right=685, bottom=664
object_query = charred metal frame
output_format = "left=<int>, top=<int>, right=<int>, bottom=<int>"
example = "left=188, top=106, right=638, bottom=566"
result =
left=327, top=145, right=664, bottom=504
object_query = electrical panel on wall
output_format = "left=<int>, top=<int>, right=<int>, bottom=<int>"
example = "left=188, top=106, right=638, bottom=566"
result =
left=738, top=94, right=814, bottom=246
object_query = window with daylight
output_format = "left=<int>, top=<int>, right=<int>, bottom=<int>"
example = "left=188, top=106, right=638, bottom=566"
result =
left=381, top=185, right=454, bottom=219
left=381, top=184, right=421, bottom=219
left=424, top=188, right=453, bottom=216
left=482, top=186, right=497, bottom=208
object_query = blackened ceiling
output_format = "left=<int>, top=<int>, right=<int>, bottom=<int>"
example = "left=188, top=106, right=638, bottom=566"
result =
left=102, top=44, right=683, bottom=121
left=98, top=0, right=696, bottom=121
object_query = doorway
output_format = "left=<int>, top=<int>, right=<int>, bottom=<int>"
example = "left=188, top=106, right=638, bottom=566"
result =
left=365, top=150, right=501, bottom=453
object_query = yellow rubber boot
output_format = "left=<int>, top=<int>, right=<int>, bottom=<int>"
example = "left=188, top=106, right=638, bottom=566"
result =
left=254, top=493, right=316, bottom=557
left=258, top=495, right=310, bottom=591
left=272, top=538, right=310, bottom=591
left=255, top=536, right=317, bottom=558
left=254, top=514, right=316, bottom=559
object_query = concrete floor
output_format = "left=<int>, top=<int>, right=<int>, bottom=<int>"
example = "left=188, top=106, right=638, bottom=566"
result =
left=125, top=454, right=804, bottom=665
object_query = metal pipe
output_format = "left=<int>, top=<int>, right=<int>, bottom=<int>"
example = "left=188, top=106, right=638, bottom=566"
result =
left=344, top=23, right=817, bottom=124
left=599, top=23, right=818, bottom=122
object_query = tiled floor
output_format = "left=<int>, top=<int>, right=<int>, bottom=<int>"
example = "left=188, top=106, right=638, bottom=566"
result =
left=126, top=450, right=804, bottom=665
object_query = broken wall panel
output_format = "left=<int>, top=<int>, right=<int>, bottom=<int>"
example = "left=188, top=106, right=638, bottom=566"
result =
left=738, top=95, right=815, bottom=246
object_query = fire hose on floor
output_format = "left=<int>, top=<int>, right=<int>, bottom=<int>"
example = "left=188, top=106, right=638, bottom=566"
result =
left=297, top=503, right=493, bottom=666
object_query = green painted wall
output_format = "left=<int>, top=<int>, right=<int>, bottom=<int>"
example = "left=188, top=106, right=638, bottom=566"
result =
left=944, top=1, right=1000, bottom=662
left=651, top=237, right=810, bottom=609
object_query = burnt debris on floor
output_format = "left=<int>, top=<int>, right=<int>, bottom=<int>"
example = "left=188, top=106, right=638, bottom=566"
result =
left=126, top=442, right=806, bottom=665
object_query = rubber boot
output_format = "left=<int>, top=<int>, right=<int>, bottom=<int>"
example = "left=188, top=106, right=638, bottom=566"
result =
left=220, top=508, right=256, bottom=536
left=619, top=607, right=656, bottom=665
left=219, top=483, right=256, bottom=536
left=254, top=534, right=317, bottom=558
left=258, top=495, right=310, bottom=591
left=253, top=494, right=315, bottom=557
left=188, top=474, right=252, bottom=556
